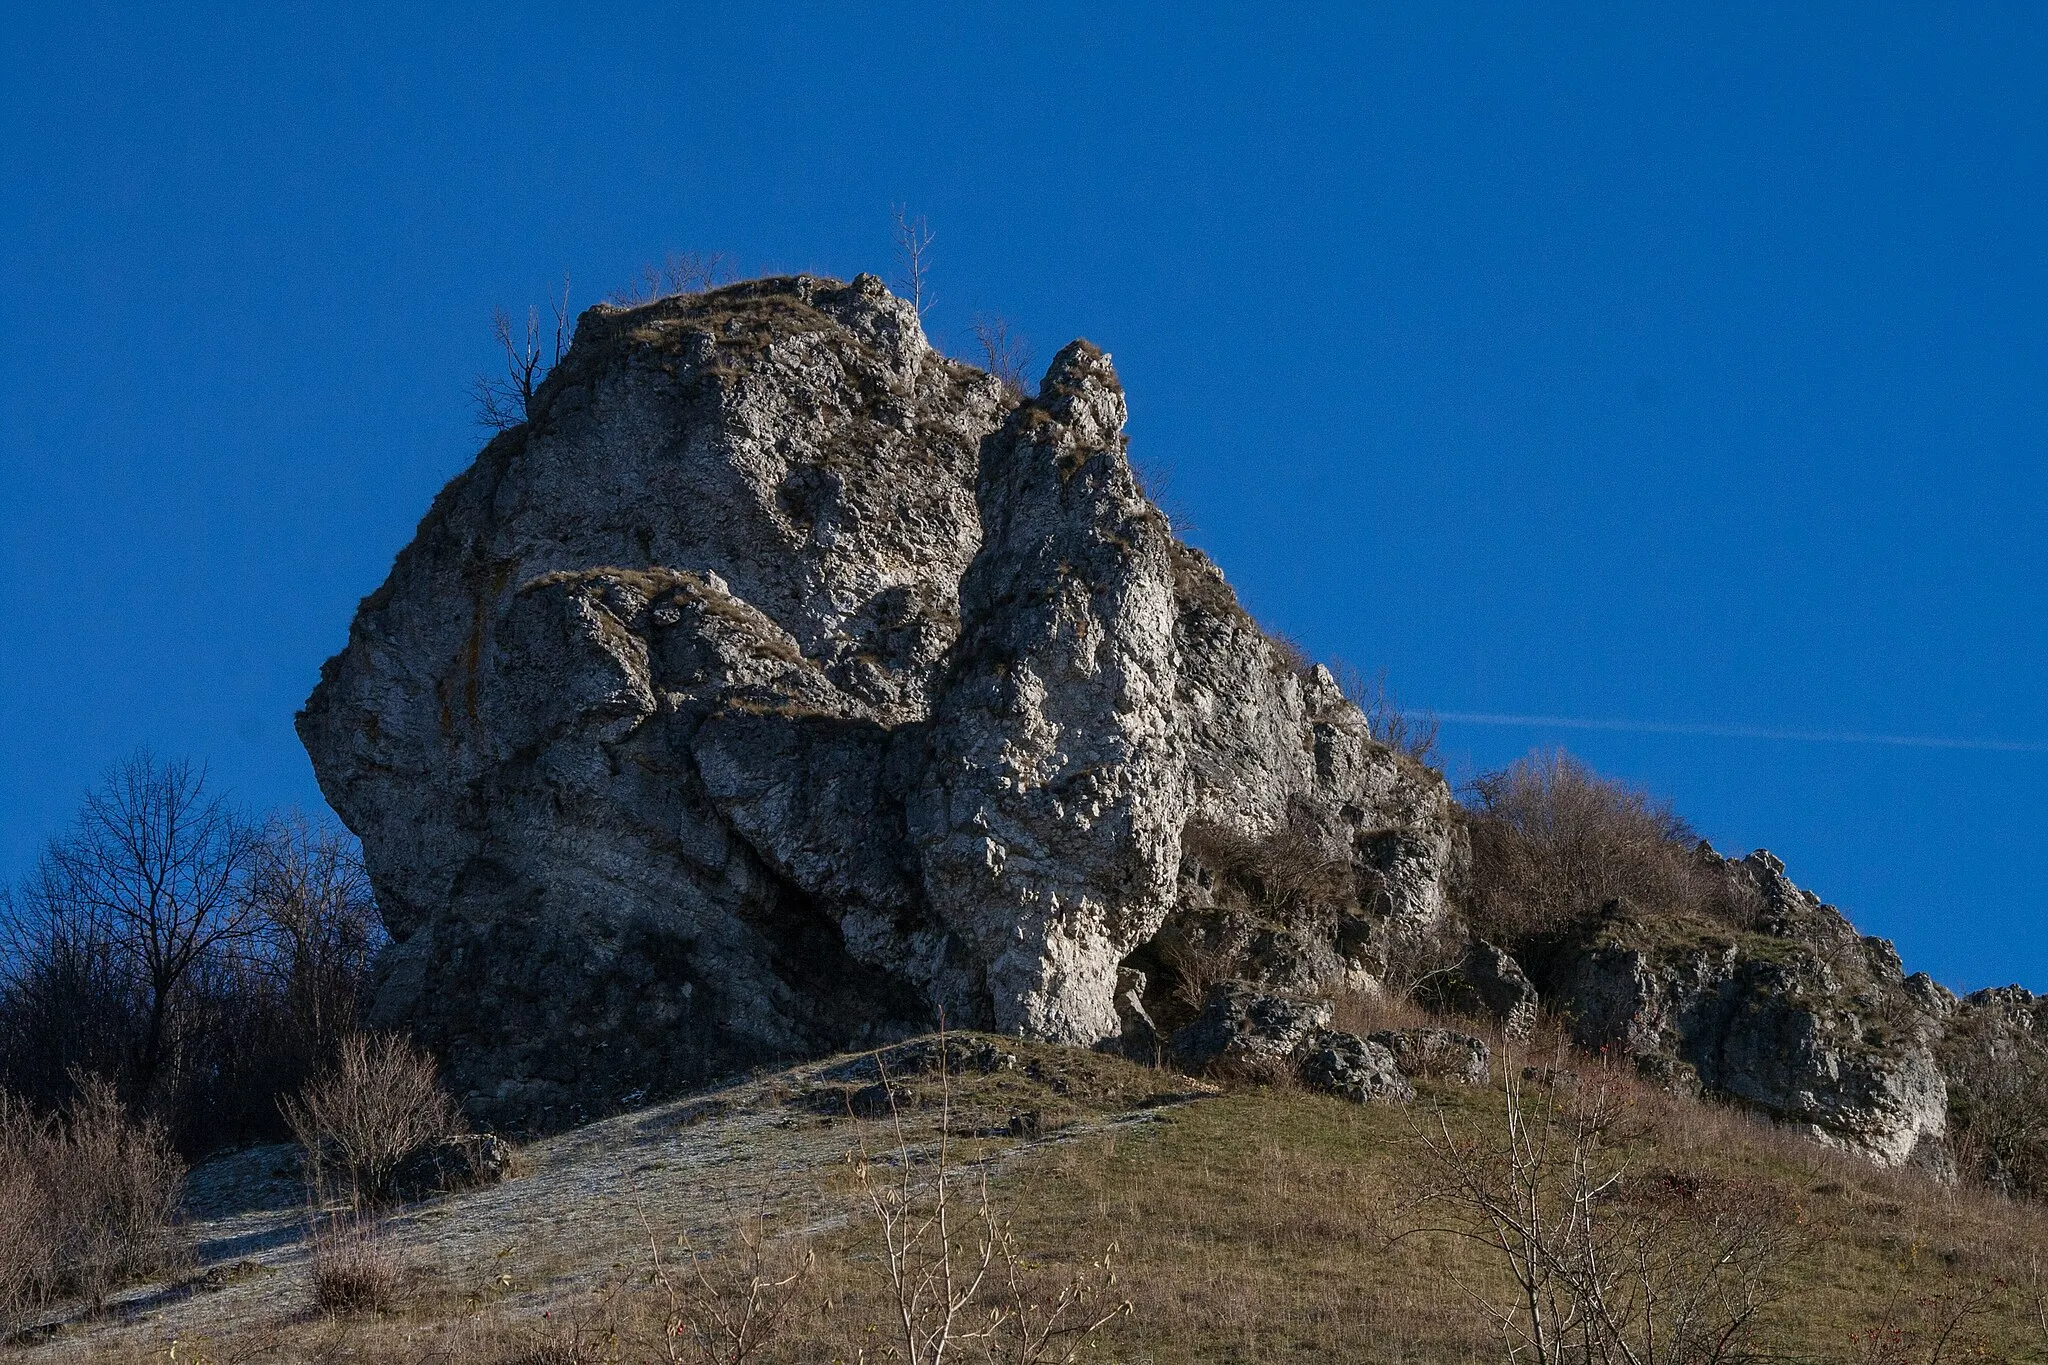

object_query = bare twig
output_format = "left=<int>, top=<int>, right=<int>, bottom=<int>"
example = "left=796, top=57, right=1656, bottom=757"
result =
left=613, top=251, right=734, bottom=305
left=1406, top=1043, right=1803, bottom=1365
left=892, top=205, right=935, bottom=319
left=972, top=315, right=1033, bottom=398
left=848, top=1025, right=1131, bottom=1363
left=645, top=1210, right=811, bottom=1365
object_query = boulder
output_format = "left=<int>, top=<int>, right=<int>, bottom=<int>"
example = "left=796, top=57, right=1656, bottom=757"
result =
left=1297, top=1030, right=1414, bottom=1104
left=1169, top=981, right=1333, bottom=1080
left=299, top=275, right=1462, bottom=1130
left=389, top=1133, right=514, bottom=1202
left=1369, top=1028, right=1492, bottom=1085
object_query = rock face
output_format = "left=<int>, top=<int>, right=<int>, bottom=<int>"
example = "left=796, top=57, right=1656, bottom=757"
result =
left=300, top=275, right=1462, bottom=1129
left=1437, top=940, right=1539, bottom=1039
left=1544, top=850, right=1949, bottom=1167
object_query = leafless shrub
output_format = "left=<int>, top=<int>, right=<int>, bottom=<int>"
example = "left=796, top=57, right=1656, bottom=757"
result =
left=474, top=275, right=572, bottom=431
left=0, top=1092, right=56, bottom=1334
left=309, top=1213, right=402, bottom=1315
left=646, top=1216, right=812, bottom=1365
left=45, top=1075, right=188, bottom=1309
left=1406, top=1049, right=1805, bottom=1364
left=1848, top=1281, right=2002, bottom=1365
left=1463, top=749, right=1755, bottom=946
left=972, top=315, right=1034, bottom=399
left=1154, top=934, right=1238, bottom=1014
left=0, top=1076, right=187, bottom=1323
left=1332, top=661, right=1440, bottom=766
left=1263, top=630, right=1313, bottom=676
left=283, top=1032, right=465, bottom=1209
left=612, top=251, right=735, bottom=306
left=851, top=1029, right=1131, bottom=1362
left=1941, top=1009, right=2048, bottom=1200
left=892, top=205, right=935, bottom=319
left=1131, top=457, right=1200, bottom=539
left=1182, top=817, right=1354, bottom=926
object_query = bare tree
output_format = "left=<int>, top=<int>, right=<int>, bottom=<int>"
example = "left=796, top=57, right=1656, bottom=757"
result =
left=1332, top=662, right=1440, bottom=766
left=473, top=274, right=573, bottom=430
left=245, top=814, right=383, bottom=1070
left=972, top=314, right=1033, bottom=398
left=612, top=250, right=735, bottom=305
left=29, top=752, right=261, bottom=1106
left=892, top=205, right=935, bottom=319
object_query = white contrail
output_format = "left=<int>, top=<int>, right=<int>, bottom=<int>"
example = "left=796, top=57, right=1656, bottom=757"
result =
left=1430, top=711, right=2048, bottom=754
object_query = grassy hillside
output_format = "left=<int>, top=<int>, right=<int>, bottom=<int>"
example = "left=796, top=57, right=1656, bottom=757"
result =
left=19, top=1027, right=2048, bottom=1364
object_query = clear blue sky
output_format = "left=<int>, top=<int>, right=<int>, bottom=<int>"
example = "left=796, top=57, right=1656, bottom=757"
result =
left=3, top=5, right=2042, bottom=991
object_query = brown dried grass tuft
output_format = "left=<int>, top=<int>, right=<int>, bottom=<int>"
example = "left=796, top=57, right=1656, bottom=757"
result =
left=309, top=1215, right=403, bottom=1316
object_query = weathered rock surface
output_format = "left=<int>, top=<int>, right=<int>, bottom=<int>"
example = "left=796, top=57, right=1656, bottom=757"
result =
left=1435, top=940, right=1539, bottom=1039
left=300, top=275, right=1462, bottom=1129
left=1544, top=850, right=1948, bottom=1167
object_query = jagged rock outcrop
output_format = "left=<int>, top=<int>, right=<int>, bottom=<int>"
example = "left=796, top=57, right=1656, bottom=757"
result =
left=1544, top=850, right=1949, bottom=1167
left=300, top=275, right=1462, bottom=1129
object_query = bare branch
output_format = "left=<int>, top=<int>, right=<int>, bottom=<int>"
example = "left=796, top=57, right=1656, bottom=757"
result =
left=972, top=315, right=1034, bottom=399
left=892, top=204, right=935, bottom=319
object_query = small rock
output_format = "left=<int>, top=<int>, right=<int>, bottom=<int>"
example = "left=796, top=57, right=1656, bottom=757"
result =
left=847, top=1082, right=914, bottom=1119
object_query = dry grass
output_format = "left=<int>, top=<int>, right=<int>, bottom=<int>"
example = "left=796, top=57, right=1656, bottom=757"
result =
left=308, top=1216, right=404, bottom=1316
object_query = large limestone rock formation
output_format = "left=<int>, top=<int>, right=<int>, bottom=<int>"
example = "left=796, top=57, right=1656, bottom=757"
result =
left=300, top=275, right=1462, bottom=1129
